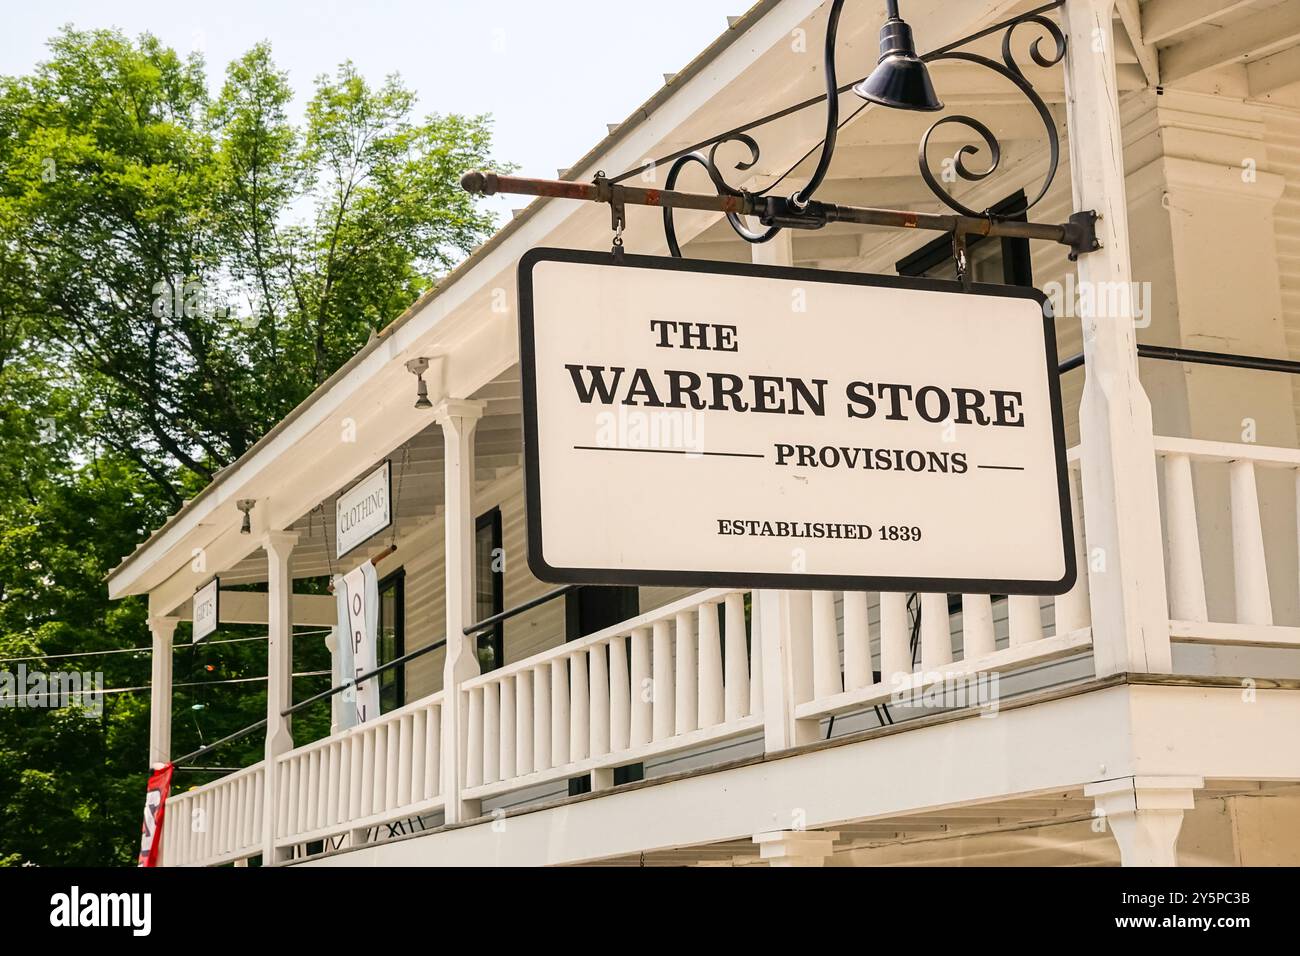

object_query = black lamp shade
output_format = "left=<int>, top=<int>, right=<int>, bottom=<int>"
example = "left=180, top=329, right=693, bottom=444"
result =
left=852, top=17, right=943, bottom=112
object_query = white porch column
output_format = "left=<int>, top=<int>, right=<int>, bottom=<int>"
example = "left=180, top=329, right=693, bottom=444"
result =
left=757, top=590, right=819, bottom=752
left=1086, top=776, right=1202, bottom=866
left=436, top=398, right=486, bottom=824
left=146, top=616, right=179, bottom=768
left=261, top=530, right=298, bottom=863
left=1062, top=0, right=1171, bottom=675
left=753, top=829, right=839, bottom=867
left=750, top=232, right=821, bottom=753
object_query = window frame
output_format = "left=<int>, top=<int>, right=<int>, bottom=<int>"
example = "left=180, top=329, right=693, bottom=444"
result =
left=376, top=567, right=406, bottom=712
left=475, top=506, right=505, bottom=673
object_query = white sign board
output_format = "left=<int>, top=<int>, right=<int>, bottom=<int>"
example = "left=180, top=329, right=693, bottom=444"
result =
left=192, top=578, right=219, bottom=643
left=518, top=248, right=1074, bottom=595
left=336, top=461, right=391, bottom=559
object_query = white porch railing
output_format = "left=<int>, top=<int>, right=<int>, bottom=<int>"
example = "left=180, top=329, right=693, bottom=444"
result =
left=161, top=761, right=264, bottom=867
left=274, top=692, right=445, bottom=850
left=460, top=588, right=763, bottom=801
left=1158, top=437, right=1300, bottom=648
left=163, top=436, right=1300, bottom=863
left=798, top=454, right=1093, bottom=720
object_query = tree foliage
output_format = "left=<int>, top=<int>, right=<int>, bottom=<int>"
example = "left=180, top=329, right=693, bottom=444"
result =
left=0, top=27, right=505, bottom=865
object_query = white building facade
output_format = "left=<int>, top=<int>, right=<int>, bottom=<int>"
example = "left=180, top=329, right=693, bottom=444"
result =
left=111, top=0, right=1300, bottom=867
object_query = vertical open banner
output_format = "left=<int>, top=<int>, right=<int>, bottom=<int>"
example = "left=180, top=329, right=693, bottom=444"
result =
left=518, top=248, right=1074, bottom=595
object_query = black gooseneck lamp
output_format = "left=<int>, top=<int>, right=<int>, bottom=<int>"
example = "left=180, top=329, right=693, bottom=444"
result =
left=785, top=0, right=942, bottom=219
left=853, top=0, right=943, bottom=112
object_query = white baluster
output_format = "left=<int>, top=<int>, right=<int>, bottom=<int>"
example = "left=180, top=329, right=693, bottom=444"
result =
left=674, top=612, right=697, bottom=734
left=276, top=760, right=290, bottom=843
left=466, top=687, right=484, bottom=789
left=315, top=746, right=330, bottom=833
left=373, top=724, right=389, bottom=813
left=812, top=591, right=843, bottom=699
left=252, top=771, right=262, bottom=848
left=426, top=704, right=441, bottom=798
left=842, top=591, right=871, bottom=692
left=880, top=593, right=911, bottom=687
left=698, top=603, right=724, bottom=728
left=516, top=669, right=534, bottom=776
left=788, top=591, right=815, bottom=706
left=410, top=711, right=426, bottom=805
left=652, top=620, right=676, bottom=741
left=1164, top=452, right=1208, bottom=621
left=551, top=658, right=570, bottom=765
left=533, top=665, right=551, bottom=771
left=201, top=790, right=213, bottom=861
left=348, top=735, right=363, bottom=820
left=396, top=715, right=412, bottom=809
left=1008, top=595, right=1044, bottom=646
left=961, top=595, right=996, bottom=661
left=231, top=781, right=244, bottom=855
left=218, top=784, right=231, bottom=855
left=482, top=682, right=500, bottom=785
left=569, top=652, right=590, bottom=762
left=291, top=759, right=305, bottom=842
left=1230, top=459, right=1273, bottom=625
left=920, top=593, right=952, bottom=669
left=499, top=676, right=516, bottom=782
left=302, top=754, right=318, bottom=837
left=630, top=627, right=653, bottom=746
left=723, top=594, right=750, bottom=720
left=589, top=644, right=611, bottom=758
left=610, top=635, right=631, bottom=752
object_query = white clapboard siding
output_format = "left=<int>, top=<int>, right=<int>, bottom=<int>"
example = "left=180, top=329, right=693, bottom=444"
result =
left=1265, top=108, right=1300, bottom=444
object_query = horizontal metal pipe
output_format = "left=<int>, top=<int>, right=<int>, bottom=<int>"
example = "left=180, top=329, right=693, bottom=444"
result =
left=172, top=719, right=268, bottom=767
left=461, top=172, right=753, bottom=215
left=281, top=638, right=448, bottom=718
left=461, top=171, right=1074, bottom=247
left=1060, top=345, right=1300, bottom=377
left=463, top=584, right=579, bottom=636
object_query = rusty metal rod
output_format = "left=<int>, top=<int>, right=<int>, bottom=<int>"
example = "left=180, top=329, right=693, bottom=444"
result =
left=460, top=170, right=1092, bottom=253
left=462, top=171, right=753, bottom=216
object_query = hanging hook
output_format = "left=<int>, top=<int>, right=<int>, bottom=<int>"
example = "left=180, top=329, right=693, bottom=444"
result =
left=594, top=170, right=627, bottom=260
left=952, top=230, right=972, bottom=289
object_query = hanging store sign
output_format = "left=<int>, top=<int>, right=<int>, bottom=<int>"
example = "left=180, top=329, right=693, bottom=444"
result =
left=192, top=577, right=219, bottom=643
left=336, top=460, right=392, bottom=559
left=518, top=248, right=1075, bottom=595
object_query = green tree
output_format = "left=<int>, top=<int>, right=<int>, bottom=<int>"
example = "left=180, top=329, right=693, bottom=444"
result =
left=0, top=27, right=505, bottom=865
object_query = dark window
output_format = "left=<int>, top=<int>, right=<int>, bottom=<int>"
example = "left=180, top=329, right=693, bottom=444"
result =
left=896, top=190, right=1033, bottom=287
left=377, top=569, right=405, bottom=713
left=475, top=507, right=505, bottom=673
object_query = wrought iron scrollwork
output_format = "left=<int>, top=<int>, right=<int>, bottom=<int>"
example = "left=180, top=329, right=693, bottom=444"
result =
left=662, top=134, right=778, bottom=258
left=662, top=0, right=847, bottom=258
left=919, top=14, right=1066, bottom=218
left=657, top=3, right=1070, bottom=258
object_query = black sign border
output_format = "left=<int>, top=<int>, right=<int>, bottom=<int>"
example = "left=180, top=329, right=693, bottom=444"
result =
left=518, top=247, right=1076, bottom=596
left=335, top=458, right=394, bottom=561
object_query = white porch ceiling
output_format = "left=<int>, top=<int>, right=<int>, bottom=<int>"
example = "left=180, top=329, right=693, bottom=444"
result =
left=217, top=367, right=525, bottom=585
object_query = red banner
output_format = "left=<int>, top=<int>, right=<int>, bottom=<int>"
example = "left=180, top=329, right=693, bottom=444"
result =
left=137, top=763, right=174, bottom=867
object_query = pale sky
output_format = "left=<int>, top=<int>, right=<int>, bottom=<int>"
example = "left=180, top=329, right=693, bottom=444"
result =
left=1, top=0, right=751, bottom=222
